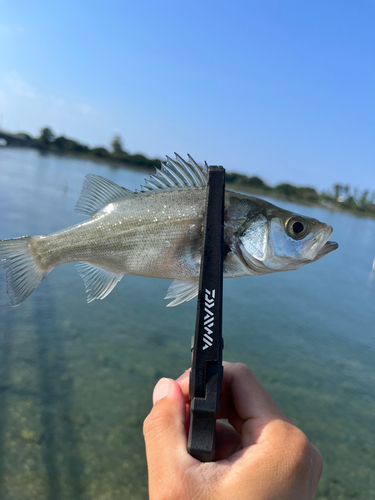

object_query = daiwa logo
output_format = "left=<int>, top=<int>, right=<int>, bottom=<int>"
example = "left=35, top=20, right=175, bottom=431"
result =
left=203, top=289, right=215, bottom=350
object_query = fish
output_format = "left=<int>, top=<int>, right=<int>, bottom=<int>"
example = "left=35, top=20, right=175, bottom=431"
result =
left=0, top=153, right=338, bottom=307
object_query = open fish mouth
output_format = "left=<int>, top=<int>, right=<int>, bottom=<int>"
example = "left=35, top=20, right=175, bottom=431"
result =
left=316, top=240, right=339, bottom=258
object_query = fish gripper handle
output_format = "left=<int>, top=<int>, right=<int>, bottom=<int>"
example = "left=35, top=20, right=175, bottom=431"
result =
left=187, top=165, right=225, bottom=462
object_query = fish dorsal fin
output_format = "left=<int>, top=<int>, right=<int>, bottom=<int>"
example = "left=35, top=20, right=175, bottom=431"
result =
left=164, top=279, right=199, bottom=307
left=137, top=153, right=207, bottom=193
left=76, top=155, right=207, bottom=209
left=76, top=262, right=123, bottom=302
left=75, top=174, right=134, bottom=216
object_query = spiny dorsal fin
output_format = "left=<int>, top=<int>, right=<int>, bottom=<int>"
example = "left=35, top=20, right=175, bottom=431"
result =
left=137, top=153, right=207, bottom=193
left=76, top=262, right=123, bottom=302
left=75, top=174, right=134, bottom=216
left=76, top=155, right=208, bottom=209
left=164, top=279, right=199, bottom=307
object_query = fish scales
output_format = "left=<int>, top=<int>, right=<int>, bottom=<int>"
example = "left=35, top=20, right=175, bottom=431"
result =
left=33, top=187, right=206, bottom=279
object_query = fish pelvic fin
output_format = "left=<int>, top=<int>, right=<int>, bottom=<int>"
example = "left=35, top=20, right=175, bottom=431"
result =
left=0, top=236, right=50, bottom=306
left=76, top=263, right=123, bottom=302
left=165, top=279, right=199, bottom=307
left=75, top=174, right=134, bottom=216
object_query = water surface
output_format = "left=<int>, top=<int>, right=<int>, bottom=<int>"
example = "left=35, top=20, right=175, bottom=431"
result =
left=0, top=147, right=374, bottom=500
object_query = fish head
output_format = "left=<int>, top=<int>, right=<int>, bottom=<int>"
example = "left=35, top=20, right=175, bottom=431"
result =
left=227, top=193, right=338, bottom=274
left=264, top=212, right=338, bottom=270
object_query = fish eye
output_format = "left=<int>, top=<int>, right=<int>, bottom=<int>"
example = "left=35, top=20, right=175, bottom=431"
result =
left=285, top=217, right=308, bottom=240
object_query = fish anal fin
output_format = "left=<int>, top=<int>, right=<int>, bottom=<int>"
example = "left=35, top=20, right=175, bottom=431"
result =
left=75, top=174, right=134, bottom=216
left=165, top=279, right=199, bottom=307
left=76, top=263, right=123, bottom=302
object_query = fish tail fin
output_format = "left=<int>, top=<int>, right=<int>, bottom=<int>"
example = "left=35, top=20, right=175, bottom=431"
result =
left=0, top=236, right=49, bottom=306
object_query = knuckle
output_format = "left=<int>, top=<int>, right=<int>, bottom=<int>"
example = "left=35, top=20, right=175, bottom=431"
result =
left=284, top=426, right=316, bottom=476
left=143, top=408, right=173, bottom=442
left=234, top=362, right=253, bottom=377
left=271, top=420, right=317, bottom=475
left=290, top=427, right=311, bottom=458
left=142, top=412, right=153, bottom=437
left=143, top=410, right=161, bottom=437
left=311, top=443, right=324, bottom=476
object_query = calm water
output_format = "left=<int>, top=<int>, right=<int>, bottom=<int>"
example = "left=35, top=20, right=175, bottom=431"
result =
left=0, top=147, right=374, bottom=500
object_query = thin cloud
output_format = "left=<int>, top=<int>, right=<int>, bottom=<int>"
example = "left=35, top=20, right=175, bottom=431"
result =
left=4, top=71, right=36, bottom=99
left=1, top=71, right=96, bottom=117
left=44, top=95, right=96, bottom=116
left=0, top=24, right=24, bottom=37
left=0, top=90, right=6, bottom=107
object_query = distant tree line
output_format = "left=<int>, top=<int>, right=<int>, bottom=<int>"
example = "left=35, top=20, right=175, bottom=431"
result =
left=226, top=172, right=375, bottom=217
left=225, top=173, right=320, bottom=203
left=16, top=127, right=159, bottom=170
left=6, top=126, right=375, bottom=218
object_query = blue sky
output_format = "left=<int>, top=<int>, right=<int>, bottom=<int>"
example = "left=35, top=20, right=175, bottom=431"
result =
left=0, top=0, right=374, bottom=191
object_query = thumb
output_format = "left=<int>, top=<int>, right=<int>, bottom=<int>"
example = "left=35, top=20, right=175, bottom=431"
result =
left=143, top=378, right=189, bottom=488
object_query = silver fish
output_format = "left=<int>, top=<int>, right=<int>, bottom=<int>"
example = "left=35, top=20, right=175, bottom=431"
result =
left=0, top=153, right=338, bottom=307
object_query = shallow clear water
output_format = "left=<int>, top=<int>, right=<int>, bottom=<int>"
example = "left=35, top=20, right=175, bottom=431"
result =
left=0, top=147, right=374, bottom=500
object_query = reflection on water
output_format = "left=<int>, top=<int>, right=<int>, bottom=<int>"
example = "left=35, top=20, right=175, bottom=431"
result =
left=0, top=147, right=374, bottom=499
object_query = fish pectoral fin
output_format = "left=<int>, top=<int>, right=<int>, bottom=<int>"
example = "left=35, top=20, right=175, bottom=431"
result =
left=76, top=263, right=123, bottom=302
left=75, top=174, right=134, bottom=216
left=165, top=279, right=199, bottom=307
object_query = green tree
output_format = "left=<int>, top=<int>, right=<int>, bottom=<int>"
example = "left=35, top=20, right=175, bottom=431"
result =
left=296, top=186, right=319, bottom=202
left=54, top=135, right=70, bottom=150
left=333, top=183, right=342, bottom=200
left=91, top=147, right=110, bottom=158
left=359, top=190, right=370, bottom=209
left=111, top=135, right=123, bottom=154
left=16, top=132, right=32, bottom=140
left=54, top=135, right=89, bottom=153
left=247, top=176, right=271, bottom=191
left=275, top=183, right=299, bottom=198
left=225, top=173, right=271, bottom=191
left=38, top=127, right=55, bottom=148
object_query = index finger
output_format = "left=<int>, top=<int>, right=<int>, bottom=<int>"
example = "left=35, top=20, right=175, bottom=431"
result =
left=176, top=362, right=290, bottom=437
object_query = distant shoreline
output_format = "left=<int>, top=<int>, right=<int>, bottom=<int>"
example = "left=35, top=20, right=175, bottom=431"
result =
left=3, top=145, right=373, bottom=221
left=1, top=126, right=374, bottom=219
left=225, top=182, right=375, bottom=220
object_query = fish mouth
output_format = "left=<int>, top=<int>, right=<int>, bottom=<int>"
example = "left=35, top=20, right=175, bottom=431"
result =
left=315, top=240, right=339, bottom=259
left=307, top=224, right=338, bottom=261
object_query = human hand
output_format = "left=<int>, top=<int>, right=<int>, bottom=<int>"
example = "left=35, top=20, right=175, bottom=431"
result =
left=143, top=362, right=322, bottom=500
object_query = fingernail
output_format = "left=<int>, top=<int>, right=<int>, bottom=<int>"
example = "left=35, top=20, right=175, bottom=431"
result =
left=153, top=378, right=172, bottom=404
